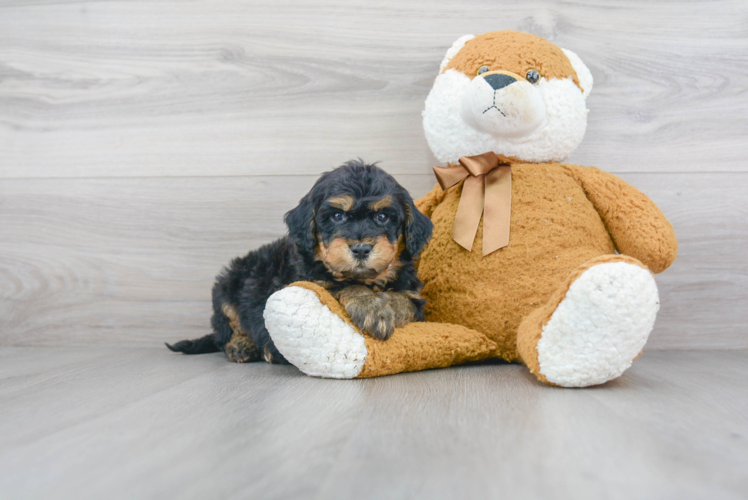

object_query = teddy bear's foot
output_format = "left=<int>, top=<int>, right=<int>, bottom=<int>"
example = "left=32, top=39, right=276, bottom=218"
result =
left=517, top=255, right=659, bottom=388
left=264, top=282, right=497, bottom=379
left=263, top=284, right=367, bottom=378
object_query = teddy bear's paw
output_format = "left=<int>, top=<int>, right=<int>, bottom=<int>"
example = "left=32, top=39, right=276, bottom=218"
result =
left=263, top=286, right=367, bottom=379
left=536, top=261, right=659, bottom=387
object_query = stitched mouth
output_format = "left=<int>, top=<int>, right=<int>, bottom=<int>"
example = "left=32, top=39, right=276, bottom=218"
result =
left=482, top=105, right=506, bottom=116
left=482, top=91, right=506, bottom=116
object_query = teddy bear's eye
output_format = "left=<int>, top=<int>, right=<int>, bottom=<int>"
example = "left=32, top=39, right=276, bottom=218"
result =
left=477, top=65, right=490, bottom=76
left=526, top=69, right=540, bottom=84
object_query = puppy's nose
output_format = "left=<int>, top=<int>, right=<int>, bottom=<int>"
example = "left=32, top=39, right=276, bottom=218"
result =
left=483, top=73, right=516, bottom=90
left=349, top=243, right=373, bottom=260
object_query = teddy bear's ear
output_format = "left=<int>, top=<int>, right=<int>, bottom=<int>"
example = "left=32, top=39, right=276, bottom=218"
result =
left=439, top=34, right=475, bottom=73
left=562, top=48, right=593, bottom=98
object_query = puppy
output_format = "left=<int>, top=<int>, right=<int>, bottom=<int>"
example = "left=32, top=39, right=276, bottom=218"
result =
left=167, top=160, right=433, bottom=364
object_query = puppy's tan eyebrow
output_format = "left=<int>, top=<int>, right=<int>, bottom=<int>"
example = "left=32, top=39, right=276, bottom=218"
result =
left=369, top=196, right=393, bottom=211
left=327, top=195, right=354, bottom=211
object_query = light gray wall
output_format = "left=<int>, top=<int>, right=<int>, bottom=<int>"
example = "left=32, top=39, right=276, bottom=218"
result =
left=1, top=0, right=746, bottom=348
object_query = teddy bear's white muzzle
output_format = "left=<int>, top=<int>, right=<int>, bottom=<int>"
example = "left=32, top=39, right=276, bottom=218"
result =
left=460, top=73, right=546, bottom=139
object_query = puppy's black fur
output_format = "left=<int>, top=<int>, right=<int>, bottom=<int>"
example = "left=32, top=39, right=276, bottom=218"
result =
left=167, top=160, right=433, bottom=364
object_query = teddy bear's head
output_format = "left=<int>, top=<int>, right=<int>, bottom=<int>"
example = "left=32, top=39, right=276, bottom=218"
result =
left=423, top=31, right=593, bottom=165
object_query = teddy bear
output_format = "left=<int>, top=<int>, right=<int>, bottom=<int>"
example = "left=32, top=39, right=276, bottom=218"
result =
left=263, top=30, right=678, bottom=387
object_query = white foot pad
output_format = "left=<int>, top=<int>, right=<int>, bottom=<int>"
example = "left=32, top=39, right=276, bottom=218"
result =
left=536, top=262, right=659, bottom=387
left=263, top=287, right=367, bottom=379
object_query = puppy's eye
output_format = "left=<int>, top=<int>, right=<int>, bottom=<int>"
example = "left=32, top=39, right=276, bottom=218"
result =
left=375, top=213, right=388, bottom=224
left=526, top=69, right=540, bottom=84
left=331, top=211, right=347, bottom=222
left=477, top=65, right=490, bottom=76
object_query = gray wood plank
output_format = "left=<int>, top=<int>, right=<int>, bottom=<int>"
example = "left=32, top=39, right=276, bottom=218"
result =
left=1, top=0, right=747, bottom=178
left=623, top=172, right=748, bottom=349
left=1, top=172, right=746, bottom=349
left=0, top=174, right=430, bottom=346
left=0, top=348, right=746, bottom=500
left=318, top=351, right=748, bottom=500
left=0, top=347, right=225, bottom=446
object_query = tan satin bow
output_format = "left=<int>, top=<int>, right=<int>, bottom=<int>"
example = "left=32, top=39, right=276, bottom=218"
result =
left=433, top=151, right=512, bottom=256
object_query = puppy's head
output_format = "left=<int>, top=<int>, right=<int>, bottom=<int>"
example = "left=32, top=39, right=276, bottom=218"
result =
left=285, top=160, right=432, bottom=284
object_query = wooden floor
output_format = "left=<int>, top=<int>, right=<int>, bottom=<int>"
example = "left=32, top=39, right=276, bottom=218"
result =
left=1, top=348, right=746, bottom=500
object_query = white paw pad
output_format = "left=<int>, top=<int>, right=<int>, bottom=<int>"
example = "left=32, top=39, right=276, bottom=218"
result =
left=537, top=262, right=659, bottom=387
left=263, top=287, right=367, bottom=379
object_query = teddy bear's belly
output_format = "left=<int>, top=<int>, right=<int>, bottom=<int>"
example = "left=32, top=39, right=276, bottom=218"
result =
left=418, top=164, right=616, bottom=361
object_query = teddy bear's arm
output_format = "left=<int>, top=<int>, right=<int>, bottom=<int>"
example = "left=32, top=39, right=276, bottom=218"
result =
left=562, top=164, right=678, bottom=273
left=414, top=183, right=445, bottom=219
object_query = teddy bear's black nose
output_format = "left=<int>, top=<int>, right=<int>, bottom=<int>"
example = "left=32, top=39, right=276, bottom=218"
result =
left=483, top=73, right=516, bottom=90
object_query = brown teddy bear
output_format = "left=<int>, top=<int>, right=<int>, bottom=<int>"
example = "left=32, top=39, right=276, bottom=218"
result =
left=263, top=31, right=678, bottom=387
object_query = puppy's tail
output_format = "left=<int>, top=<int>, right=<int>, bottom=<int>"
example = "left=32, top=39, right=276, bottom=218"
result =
left=166, top=333, right=220, bottom=355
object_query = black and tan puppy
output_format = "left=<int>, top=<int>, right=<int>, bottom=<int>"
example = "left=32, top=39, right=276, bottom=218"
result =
left=167, top=160, right=433, bottom=364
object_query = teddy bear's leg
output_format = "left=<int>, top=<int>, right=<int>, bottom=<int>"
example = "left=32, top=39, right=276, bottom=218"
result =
left=263, top=282, right=497, bottom=379
left=516, top=255, right=659, bottom=388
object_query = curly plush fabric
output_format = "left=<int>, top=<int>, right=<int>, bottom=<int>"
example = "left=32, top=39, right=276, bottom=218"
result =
left=423, top=32, right=591, bottom=165
left=561, top=165, right=678, bottom=273
left=516, top=254, right=657, bottom=387
left=266, top=281, right=497, bottom=379
left=415, top=160, right=676, bottom=363
left=444, top=30, right=583, bottom=92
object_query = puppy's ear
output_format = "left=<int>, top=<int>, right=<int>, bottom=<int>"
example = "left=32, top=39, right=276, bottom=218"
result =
left=403, top=195, right=433, bottom=259
left=284, top=195, right=316, bottom=255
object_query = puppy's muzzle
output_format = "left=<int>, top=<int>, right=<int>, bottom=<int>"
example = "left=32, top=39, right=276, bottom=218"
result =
left=349, top=242, right=373, bottom=261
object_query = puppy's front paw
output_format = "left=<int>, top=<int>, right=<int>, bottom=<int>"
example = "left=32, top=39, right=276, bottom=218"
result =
left=224, top=334, right=261, bottom=363
left=352, top=302, right=397, bottom=340
left=338, top=287, right=416, bottom=341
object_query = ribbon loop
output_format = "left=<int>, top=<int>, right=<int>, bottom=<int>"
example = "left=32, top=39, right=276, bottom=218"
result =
left=459, top=152, right=499, bottom=177
left=433, top=164, right=469, bottom=191
left=432, top=152, right=512, bottom=256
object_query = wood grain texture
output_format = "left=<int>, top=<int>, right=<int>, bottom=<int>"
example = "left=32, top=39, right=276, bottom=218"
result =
left=1, top=0, right=746, bottom=349
left=1, top=172, right=746, bottom=349
left=0, top=348, right=746, bottom=499
left=1, top=0, right=747, bottom=178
